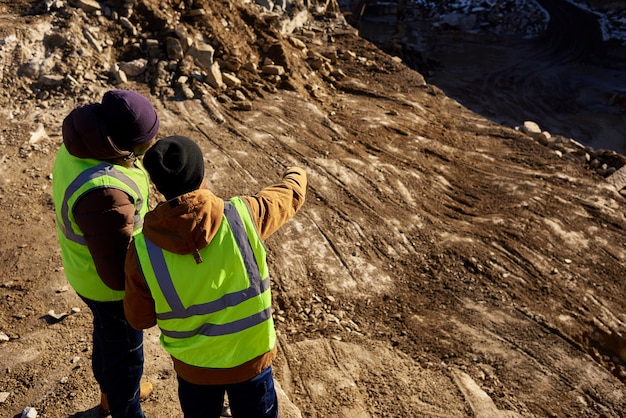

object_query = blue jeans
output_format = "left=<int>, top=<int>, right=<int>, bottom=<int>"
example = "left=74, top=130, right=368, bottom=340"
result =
left=81, top=297, right=145, bottom=418
left=177, top=366, right=278, bottom=418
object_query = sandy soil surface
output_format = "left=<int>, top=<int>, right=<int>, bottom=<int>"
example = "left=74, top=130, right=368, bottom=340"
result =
left=2, top=1, right=626, bottom=417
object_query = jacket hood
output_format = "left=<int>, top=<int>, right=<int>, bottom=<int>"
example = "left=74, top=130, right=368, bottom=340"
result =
left=62, top=103, right=129, bottom=160
left=141, top=189, right=224, bottom=256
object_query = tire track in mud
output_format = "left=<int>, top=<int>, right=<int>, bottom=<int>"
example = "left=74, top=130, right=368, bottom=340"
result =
left=483, top=199, right=626, bottom=391
left=169, top=82, right=626, bottom=411
left=373, top=105, right=626, bottom=393
left=427, top=0, right=626, bottom=153
left=179, top=98, right=406, bottom=295
left=207, top=95, right=524, bottom=302
left=481, top=0, right=603, bottom=125
left=222, top=113, right=382, bottom=221
left=220, top=96, right=433, bottom=229
left=453, top=302, right=625, bottom=414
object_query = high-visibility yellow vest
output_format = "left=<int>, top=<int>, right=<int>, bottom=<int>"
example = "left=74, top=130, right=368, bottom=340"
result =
left=53, top=144, right=150, bottom=301
left=134, top=197, right=275, bottom=369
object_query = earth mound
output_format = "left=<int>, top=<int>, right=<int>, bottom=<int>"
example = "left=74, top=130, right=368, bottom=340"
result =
left=1, top=1, right=626, bottom=417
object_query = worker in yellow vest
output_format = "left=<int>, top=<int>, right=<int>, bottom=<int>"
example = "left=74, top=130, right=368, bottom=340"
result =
left=52, top=90, right=159, bottom=417
left=124, top=135, right=307, bottom=418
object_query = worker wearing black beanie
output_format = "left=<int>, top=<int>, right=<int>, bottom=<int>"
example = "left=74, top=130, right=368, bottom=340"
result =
left=143, top=135, right=205, bottom=200
left=125, top=138, right=307, bottom=418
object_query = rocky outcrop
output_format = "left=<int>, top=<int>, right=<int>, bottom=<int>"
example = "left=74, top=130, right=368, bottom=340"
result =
left=19, top=0, right=354, bottom=105
left=8, top=0, right=626, bottom=182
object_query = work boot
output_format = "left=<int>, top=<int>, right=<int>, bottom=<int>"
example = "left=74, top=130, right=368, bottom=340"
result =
left=100, top=382, right=154, bottom=416
left=139, top=382, right=154, bottom=400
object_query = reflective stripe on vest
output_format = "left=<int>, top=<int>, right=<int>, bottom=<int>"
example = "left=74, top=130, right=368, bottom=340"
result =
left=145, top=201, right=269, bottom=337
left=53, top=144, right=149, bottom=301
left=57, top=163, right=146, bottom=245
left=135, top=197, right=275, bottom=368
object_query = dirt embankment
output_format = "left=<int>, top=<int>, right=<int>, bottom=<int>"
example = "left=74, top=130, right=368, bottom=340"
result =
left=1, top=1, right=626, bottom=417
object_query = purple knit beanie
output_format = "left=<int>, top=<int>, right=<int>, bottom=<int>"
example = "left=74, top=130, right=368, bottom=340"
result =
left=100, top=90, right=160, bottom=151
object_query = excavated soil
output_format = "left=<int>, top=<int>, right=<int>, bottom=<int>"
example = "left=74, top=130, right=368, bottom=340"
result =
left=2, top=1, right=626, bottom=417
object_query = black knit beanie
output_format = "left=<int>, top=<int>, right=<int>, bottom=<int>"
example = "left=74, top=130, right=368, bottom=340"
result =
left=143, top=135, right=205, bottom=200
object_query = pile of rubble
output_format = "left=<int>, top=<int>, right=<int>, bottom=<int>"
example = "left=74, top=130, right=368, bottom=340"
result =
left=9, top=0, right=626, bottom=185
left=426, top=0, right=549, bottom=38
left=519, top=120, right=626, bottom=186
left=409, top=0, right=626, bottom=43
left=15, top=0, right=349, bottom=108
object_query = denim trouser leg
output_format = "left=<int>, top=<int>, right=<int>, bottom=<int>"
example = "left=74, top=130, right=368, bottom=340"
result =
left=177, top=377, right=225, bottom=418
left=81, top=297, right=145, bottom=418
left=177, top=366, right=278, bottom=418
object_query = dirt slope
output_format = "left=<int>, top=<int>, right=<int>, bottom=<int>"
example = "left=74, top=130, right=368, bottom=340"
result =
left=1, top=1, right=626, bottom=417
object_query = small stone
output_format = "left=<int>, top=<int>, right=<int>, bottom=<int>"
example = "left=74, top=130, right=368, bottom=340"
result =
left=29, top=125, right=48, bottom=144
left=118, top=59, right=147, bottom=77
left=166, top=37, right=184, bottom=60
left=56, top=285, right=69, bottom=293
left=242, top=62, right=257, bottom=74
left=288, top=36, right=306, bottom=50
left=119, top=17, right=137, bottom=36
left=190, top=42, right=215, bottom=73
left=0, top=392, right=9, bottom=403
left=182, top=87, right=195, bottom=100
left=262, top=65, right=285, bottom=76
left=233, top=101, right=252, bottom=111
left=521, top=120, right=541, bottom=135
left=75, top=0, right=100, bottom=13
left=39, top=74, right=65, bottom=86
left=205, top=61, right=224, bottom=89
left=21, top=406, right=37, bottom=418
left=47, top=310, right=68, bottom=320
left=232, top=90, right=246, bottom=102
left=189, top=8, right=205, bottom=16
left=222, top=72, right=241, bottom=88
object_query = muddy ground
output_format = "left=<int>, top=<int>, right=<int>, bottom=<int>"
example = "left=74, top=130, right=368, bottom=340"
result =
left=2, top=1, right=626, bottom=417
